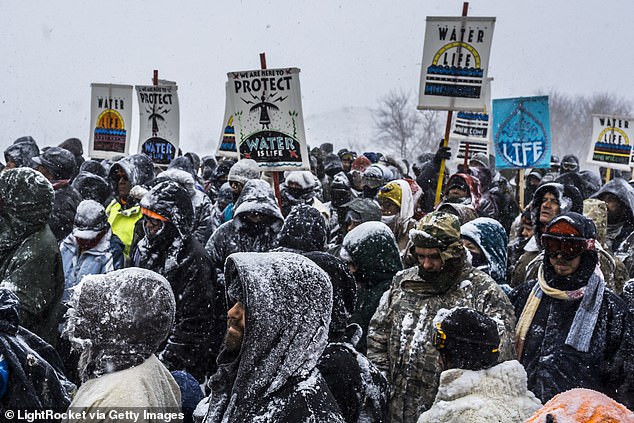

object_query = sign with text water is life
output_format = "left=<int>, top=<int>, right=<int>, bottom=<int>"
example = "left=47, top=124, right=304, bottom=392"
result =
left=493, top=96, right=551, bottom=169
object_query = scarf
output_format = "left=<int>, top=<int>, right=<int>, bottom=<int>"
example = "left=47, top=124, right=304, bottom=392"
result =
left=515, top=263, right=605, bottom=358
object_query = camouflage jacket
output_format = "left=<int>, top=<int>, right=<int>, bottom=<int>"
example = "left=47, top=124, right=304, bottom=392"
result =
left=367, top=263, right=516, bottom=423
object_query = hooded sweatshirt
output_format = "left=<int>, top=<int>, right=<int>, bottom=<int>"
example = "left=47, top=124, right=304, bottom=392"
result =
left=201, top=252, right=345, bottom=423
left=461, top=217, right=509, bottom=288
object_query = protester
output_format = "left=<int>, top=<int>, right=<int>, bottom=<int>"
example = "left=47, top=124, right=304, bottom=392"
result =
left=281, top=170, right=329, bottom=219
left=62, top=268, right=181, bottom=416
left=591, top=178, right=634, bottom=252
left=0, top=288, right=74, bottom=412
left=3, top=136, right=40, bottom=170
left=105, top=153, right=155, bottom=258
left=417, top=307, right=541, bottom=423
left=134, top=180, right=217, bottom=382
left=367, top=212, right=516, bottom=421
left=340, top=221, right=402, bottom=353
left=306, top=251, right=389, bottom=423
left=196, top=252, right=345, bottom=422
left=71, top=171, right=112, bottom=205
left=60, top=200, right=124, bottom=302
left=559, top=154, right=580, bottom=174
left=510, top=212, right=633, bottom=408
left=209, top=182, right=233, bottom=234
left=276, top=204, right=327, bottom=253
left=32, top=146, right=82, bottom=242
left=0, top=168, right=64, bottom=347
left=377, top=179, right=417, bottom=252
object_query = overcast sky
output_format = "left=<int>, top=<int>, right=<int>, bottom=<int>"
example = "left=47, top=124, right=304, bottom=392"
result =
left=1, top=0, right=632, bottom=158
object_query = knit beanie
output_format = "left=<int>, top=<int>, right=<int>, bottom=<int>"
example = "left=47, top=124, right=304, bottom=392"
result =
left=227, top=159, right=260, bottom=185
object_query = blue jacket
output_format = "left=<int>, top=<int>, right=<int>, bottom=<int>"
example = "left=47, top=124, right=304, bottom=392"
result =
left=60, top=230, right=123, bottom=301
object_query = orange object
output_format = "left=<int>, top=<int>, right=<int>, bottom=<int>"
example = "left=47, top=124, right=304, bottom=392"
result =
left=141, top=207, right=170, bottom=222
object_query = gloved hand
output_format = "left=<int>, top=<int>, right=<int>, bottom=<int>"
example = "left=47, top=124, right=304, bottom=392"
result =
left=434, top=139, right=452, bottom=165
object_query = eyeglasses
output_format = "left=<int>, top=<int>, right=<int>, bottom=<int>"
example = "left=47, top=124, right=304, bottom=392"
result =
left=433, top=322, right=446, bottom=350
left=541, top=234, right=594, bottom=260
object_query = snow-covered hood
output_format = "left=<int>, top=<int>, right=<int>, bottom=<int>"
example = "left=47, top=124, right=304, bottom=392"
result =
left=223, top=252, right=332, bottom=402
left=461, top=217, right=508, bottom=285
left=233, top=179, right=283, bottom=221
left=592, top=177, right=634, bottom=221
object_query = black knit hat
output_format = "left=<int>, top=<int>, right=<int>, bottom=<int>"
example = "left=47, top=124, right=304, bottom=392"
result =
left=436, top=307, right=500, bottom=370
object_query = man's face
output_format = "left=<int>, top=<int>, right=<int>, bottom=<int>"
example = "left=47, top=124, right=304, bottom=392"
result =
left=598, top=193, right=624, bottom=223
left=539, top=192, right=560, bottom=224
left=379, top=198, right=400, bottom=216
left=36, top=164, right=55, bottom=182
left=224, top=301, right=245, bottom=352
left=447, top=186, right=468, bottom=201
left=521, top=220, right=534, bottom=239
left=229, top=180, right=244, bottom=196
left=143, top=215, right=164, bottom=238
left=117, top=169, right=131, bottom=198
left=549, top=254, right=581, bottom=277
left=414, top=247, right=443, bottom=272
left=341, top=159, right=353, bottom=173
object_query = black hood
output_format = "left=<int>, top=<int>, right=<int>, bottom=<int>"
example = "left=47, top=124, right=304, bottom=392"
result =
left=278, top=204, right=327, bottom=252
left=108, top=153, right=155, bottom=189
left=592, top=177, right=634, bottom=222
left=140, top=180, right=194, bottom=237
left=221, top=252, right=332, bottom=417
left=4, top=138, right=40, bottom=168
left=72, top=171, right=111, bottom=205
left=531, top=182, right=583, bottom=227
left=303, top=251, right=356, bottom=339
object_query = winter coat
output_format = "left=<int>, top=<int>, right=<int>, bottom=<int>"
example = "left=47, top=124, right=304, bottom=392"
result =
left=106, top=154, right=156, bottom=257
left=278, top=204, right=327, bottom=252
left=59, top=229, right=123, bottom=302
left=415, top=157, right=442, bottom=213
left=367, top=253, right=516, bottom=422
left=461, top=217, right=509, bottom=288
left=156, top=169, right=214, bottom=246
left=509, top=256, right=634, bottom=408
left=524, top=388, right=634, bottom=423
left=417, top=360, right=541, bottom=423
left=593, top=178, right=634, bottom=251
left=64, top=355, right=181, bottom=422
left=303, top=251, right=389, bottom=423
left=49, top=181, right=83, bottom=242
left=205, top=179, right=283, bottom=274
left=341, top=222, right=403, bottom=353
left=0, top=168, right=65, bottom=347
left=135, top=181, right=217, bottom=382
left=201, top=252, right=345, bottom=423
left=0, top=289, right=74, bottom=412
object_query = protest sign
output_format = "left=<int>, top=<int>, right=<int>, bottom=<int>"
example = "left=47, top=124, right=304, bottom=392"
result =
left=227, top=67, right=309, bottom=171
left=418, top=16, right=495, bottom=112
left=493, top=96, right=551, bottom=169
left=136, top=83, right=179, bottom=165
left=89, top=84, right=133, bottom=160
left=449, top=79, right=492, bottom=164
left=216, top=82, right=239, bottom=158
left=586, top=114, right=634, bottom=171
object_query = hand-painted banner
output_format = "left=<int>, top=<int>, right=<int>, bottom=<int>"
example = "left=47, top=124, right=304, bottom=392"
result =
left=227, top=67, right=309, bottom=171
left=136, top=83, right=180, bottom=166
left=418, top=16, right=495, bottom=112
left=89, top=84, right=134, bottom=160
left=449, top=79, right=492, bottom=164
left=586, top=114, right=634, bottom=171
left=216, top=82, right=239, bottom=158
left=493, top=96, right=551, bottom=169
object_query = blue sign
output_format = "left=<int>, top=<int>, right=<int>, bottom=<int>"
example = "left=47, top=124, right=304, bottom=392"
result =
left=493, top=96, right=551, bottom=169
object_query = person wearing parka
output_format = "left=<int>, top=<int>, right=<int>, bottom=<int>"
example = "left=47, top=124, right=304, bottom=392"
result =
left=134, top=180, right=217, bottom=382
left=276, top=203, right=327, bottom=253
left=340, top=221, right=403, bottom=354
left=0, top=288, right=74, bottom=413
left=367, top=212, right=516, bottom=422
left=32, top=146, right=83, bottom=242
left=0, top=168, right=65, bottom=347
left=510, top=212, right=634, bottom=408
left=3, top=136, right=40, bottom=169
left=377, top=180, right=418, bottom=253
left=198, top=252, right=345, bottom=423
left=307, top=251, right=389, bottom=423
left=592, top=177, right=634, bottom=252
left=155, top=168, right=214, bottom=246
left=59, top=200, right=124, bottom=302
left=105, top=153, right=155, bottom=258
left=461, top=217, right=511, bottom=293
left=62, top=268, right=181, bottom=418
left=205, top=179, right=284, bottom=276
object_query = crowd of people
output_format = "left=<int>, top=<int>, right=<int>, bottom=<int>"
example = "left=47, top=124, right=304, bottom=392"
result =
left=0, top=135, right=632, bottom=422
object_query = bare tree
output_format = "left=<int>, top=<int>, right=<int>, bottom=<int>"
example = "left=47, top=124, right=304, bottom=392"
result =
left=373, top=90, right=444, bottom=159
left=540, top=89, right=633, bottom=159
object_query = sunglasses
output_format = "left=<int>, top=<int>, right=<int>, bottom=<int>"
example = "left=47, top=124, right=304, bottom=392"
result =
left=541, top=234, right=594, bottom=260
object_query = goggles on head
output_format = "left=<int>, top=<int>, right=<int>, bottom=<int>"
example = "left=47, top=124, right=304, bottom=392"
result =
left=541, top=234, right=594, bottom=260
left=561, top=162, right=578, bottom=171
